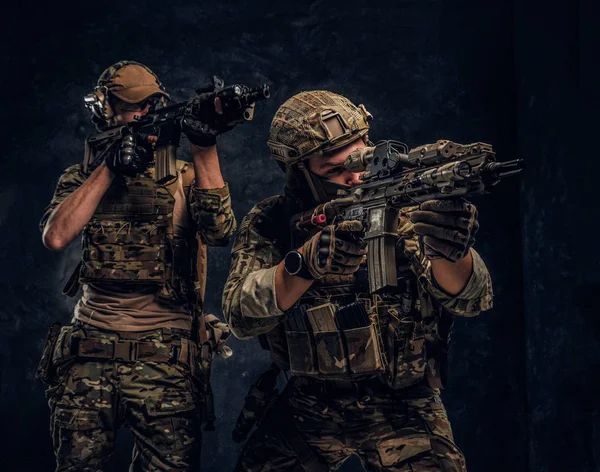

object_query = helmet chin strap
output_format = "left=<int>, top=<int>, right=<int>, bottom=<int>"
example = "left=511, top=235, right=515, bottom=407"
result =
left=296, top=162, right=352, bottom=204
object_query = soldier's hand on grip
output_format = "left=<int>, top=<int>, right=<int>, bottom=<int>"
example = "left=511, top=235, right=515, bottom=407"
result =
left=410, top=199, right=479, bottom=262
left=302, top=220, right=367, bottom=279
left=182, top=96, right=235, bottom=147
left=106, top=133, right=154, bottom=177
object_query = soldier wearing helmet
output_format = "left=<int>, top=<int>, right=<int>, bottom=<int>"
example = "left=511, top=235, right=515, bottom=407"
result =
left=223, top=90, right=493, bottom=471
left=39, top=61, right=237, bottom=471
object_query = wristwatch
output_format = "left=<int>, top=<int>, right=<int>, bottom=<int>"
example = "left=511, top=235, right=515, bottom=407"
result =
left=283, top=250, right=314, bottom=280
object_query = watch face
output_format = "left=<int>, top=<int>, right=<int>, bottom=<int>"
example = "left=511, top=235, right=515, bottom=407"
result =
left=285, top=251, right=302, bottom=275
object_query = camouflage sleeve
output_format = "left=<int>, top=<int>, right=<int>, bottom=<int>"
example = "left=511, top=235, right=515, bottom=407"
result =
left=222, top=197, right=286, bottom=340
left=39, top=164, right=87, bottom=233
left=399, top=209, right=494, bottom=317
left=414, top=248, right=493, bottom=317
left=188, top=182, right=237, bottom=246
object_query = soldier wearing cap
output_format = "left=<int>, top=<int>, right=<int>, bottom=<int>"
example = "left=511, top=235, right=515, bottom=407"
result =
left=39, top=61, right=236, bottom=471
left=223, top=91, right=493, bottom=471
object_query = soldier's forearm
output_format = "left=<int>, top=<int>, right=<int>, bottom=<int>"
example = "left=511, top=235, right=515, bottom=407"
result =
left=191, top=145, right=225, bottom=189
left=42, top=163, right=114, bottom=251
left=430, top=250, right=473, bottom=295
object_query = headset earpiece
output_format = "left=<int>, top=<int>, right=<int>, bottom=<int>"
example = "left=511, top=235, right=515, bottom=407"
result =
left=84, top=86, right=114, bottom=120
left=84, top=60, right=167, bottom=129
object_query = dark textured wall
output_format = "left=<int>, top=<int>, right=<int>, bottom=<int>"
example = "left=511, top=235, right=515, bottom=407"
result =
left=517, top=1, right=599, bottom=471
left=0, top=0, right=594, bottom=471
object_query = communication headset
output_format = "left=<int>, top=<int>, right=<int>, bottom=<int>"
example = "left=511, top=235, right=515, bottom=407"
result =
left=84, top=60, right=168, bottom=129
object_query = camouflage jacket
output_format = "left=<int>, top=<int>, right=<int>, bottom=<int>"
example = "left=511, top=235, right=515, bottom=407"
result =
left=223, top=195, right=493, bottom=340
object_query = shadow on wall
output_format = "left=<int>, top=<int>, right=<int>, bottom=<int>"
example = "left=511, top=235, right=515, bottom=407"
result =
left=542, top=283, right=600, bottom=472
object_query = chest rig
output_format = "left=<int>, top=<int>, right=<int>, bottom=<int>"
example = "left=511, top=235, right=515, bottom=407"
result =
left=261, top=202, right=452, bottom=389
left=79, top=166, right=197, bottom=303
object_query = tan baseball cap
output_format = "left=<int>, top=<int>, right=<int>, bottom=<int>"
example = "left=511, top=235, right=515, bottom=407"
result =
left=105, top=63, right=170, bottom=104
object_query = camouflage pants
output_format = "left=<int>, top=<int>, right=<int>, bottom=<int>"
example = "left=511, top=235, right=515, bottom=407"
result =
left=235, top=377, right=466, bottom=472
left=46, top=322, right=203, bottom=472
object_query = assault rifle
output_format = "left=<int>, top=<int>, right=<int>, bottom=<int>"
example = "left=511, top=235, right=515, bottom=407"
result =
left=291, top=140, right=523, bottom=293
left=83, top=76, right=270, bottom=183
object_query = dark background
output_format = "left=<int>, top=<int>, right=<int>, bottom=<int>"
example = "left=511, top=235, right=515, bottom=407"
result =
left=1, top=0, right=597, bottom=470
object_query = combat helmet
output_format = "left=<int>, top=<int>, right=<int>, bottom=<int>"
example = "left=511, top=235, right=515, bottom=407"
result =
left=84, top=60, right=170, bottom=130
left=267, top=90, right=372, bottom=204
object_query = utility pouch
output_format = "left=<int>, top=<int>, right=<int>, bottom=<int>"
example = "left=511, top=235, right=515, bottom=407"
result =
left=336, top=301, right=385, bottom=376
left=313, top=329, right=347, bottom=375
left=285, top=302, right=385, bottom=379
left=36, top=323, right=63, bottom=385
left=286, top=330, right=318, bottom=375
left=284, top=306, right=318, bottom=375
left=284, top=304, right=320, bottom=376
left=385, top=312, right=426, bottom=389
left=309, top=303, right=347, bottom=376
left=343, top=324, right=383, bottom=375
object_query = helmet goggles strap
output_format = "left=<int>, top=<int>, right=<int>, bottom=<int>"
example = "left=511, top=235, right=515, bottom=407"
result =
left=296, top=162, right=326, bottom=203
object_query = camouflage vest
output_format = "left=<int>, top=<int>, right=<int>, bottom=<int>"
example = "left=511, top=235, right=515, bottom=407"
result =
left=79, top=161, right=200, bottom=304
left=258, top=197, right=451, bottom=390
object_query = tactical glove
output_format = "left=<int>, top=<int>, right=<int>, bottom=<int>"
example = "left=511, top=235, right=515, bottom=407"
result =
left=181, top=95, right=236, bottom=147
left=203, top=314, right=233, bottom=359
left=409, top=199, right=479, bottom=262
left=302, top=220, right=367, bottom=279
left=106, top=134, right=154, bottom=177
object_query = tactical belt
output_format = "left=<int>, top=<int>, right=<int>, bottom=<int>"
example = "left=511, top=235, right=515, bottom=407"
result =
left=69, top=337, right=190, bottom=367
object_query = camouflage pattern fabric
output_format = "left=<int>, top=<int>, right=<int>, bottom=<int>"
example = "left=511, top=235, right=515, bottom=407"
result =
left=234, top=378, right=466, bottom=472
left=47, top=322, right=203, bottom=472
left=40, top=163, right=87, bottom=233
left=223, top=196, right=288, bottom=339
left=40, top=162, right=236, bottom=292
left=40, top=158, right=236, bottom=470
left=80, top=166, right=175, bottom=285
left=267, top=90, right=372, bottom=166
left=223, top=195, right=493, bottom=470
left=189, top=182, right=236, bottom=246
left=222, top=196, right=493, bottom=340
left=397, top=207, right=493, bottom=317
